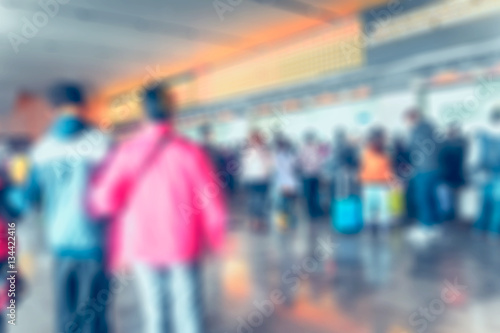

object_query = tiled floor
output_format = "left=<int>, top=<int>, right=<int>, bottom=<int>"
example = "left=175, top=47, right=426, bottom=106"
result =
left=11, top=220, right=500, bottom=333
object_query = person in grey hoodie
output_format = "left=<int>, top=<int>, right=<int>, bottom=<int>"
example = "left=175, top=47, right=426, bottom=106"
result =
left=22, top=82, right=110, bottom=333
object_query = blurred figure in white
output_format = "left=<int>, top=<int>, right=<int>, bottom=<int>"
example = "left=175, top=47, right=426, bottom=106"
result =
left=298, top=131, right=324, bottom=222
left=241, top=130, right=273, bottom=232
left=272, top=135, right=299, bottom=231
left=269, top=135, right=299, bottom=305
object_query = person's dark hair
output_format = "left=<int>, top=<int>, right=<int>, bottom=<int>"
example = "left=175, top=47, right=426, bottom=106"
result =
left=368, top=127, right=385, bottom=152
left=304, top=130, right=316, bottom=143
left=447, top=121, right=462, bottom=138
left=334, top=128, right=346, bottom=141
left=276, top=135, right=291, bottom=151
left=48, top=82, right=86, bottom=108
left=490, top=107, right=500, bottom=124
left=143, top=82, right=173, bottom=122
left=405, top=107, right=421, bottom=121
left=250, top=130, right=264, bottom=146
left=199, top=123, right=212, bottom=137
left=393, top=134, right=406, bottom=150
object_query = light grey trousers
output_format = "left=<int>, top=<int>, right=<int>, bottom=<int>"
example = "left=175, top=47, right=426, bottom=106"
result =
left=134, top=262, right=203, bottom=333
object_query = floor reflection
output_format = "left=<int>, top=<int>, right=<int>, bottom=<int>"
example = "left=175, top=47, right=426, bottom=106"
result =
left=12, top=221, right=500, bottom=333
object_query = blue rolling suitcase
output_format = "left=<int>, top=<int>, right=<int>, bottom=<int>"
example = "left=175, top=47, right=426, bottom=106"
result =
left=332, top=169, right=363, bottom=234
left=333, top=196, right=363, bottom=234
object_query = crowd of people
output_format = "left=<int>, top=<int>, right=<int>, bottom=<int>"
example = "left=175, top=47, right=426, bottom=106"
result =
left=0, top=78, right=499, bottom=333
left=203, top=107, right=500, bottom=243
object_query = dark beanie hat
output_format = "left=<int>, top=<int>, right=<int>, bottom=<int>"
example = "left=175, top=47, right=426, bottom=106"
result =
left=48, top=82, right=86, bottom=108
left=143, top=83, right=172, bottom=122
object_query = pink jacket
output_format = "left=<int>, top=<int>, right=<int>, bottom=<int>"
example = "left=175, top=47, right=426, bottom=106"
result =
left=89, top=123, right=226, bottom=270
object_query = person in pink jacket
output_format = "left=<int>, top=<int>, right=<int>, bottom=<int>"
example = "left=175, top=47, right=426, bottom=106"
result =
left=89, top=83, right=226, bottom=333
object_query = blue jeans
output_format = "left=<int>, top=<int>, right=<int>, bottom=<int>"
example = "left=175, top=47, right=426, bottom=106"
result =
left=303, top=176, right=322, bottom=220
left=413, top=171, right=440, bottom=226
left=55, top=258, right=108, bottom=333
left=246, top=182, right=269, bottom=219
left=475, top=177, right=500, bottom=233
left=134, top=263, right=203, bottom=333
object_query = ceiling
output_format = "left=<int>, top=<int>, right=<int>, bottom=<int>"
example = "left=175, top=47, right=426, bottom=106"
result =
left=0, top=0, right=388, bottom=113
